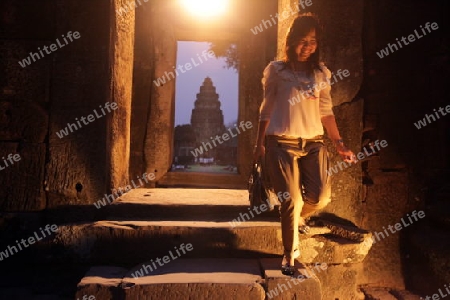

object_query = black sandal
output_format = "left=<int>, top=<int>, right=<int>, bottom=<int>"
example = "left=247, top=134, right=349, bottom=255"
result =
left=299, top=217, right=310, bottom=234
left=281, top=255, right=296, bottom=275
left=299, top=225, right=310, bottom=234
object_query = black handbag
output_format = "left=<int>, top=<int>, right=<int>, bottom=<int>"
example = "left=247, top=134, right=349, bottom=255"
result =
left=248, top=161, right=278, bottom=211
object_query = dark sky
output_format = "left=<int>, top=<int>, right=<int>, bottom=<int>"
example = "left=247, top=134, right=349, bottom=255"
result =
left=175, top=41, right=238, bottom=126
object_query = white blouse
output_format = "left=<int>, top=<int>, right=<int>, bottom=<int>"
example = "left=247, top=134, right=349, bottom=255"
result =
left=259, top=61, right=334, bottom=139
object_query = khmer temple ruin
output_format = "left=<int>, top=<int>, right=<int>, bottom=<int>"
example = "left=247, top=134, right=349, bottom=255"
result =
left=0, top=0, right=449, bottom=299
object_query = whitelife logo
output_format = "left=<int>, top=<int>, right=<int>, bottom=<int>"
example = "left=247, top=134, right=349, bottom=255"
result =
left=0, top=224, right=59, bottom=262
left=0, top=153, right=21, bottom=172
left=18, top=31, right=81, bottom=68
left=131, top=243, right=194, bottom=278
left=326, top=139, right=388, bottom=176
left=376, top=22, right=439, bottom=59
left=414, top=104, right=450, bottom=129
left=56, top=102, right=118, bottom=139
left=288, top=69, right=350, bottom=106
left=371, top=210, right=425, bottom=244
left=190, top=121, right=253, bottom=158
left=93, top=172, right=156, bottom=209
left=153, top=50, right=216, bottom=87
left=250, top=0, right=313, bottom=35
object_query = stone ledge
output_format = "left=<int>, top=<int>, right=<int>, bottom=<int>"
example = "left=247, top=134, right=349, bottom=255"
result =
left=50, top=220, right=373, bottom=265
left=77, top=260, right=266, bottom=300
left=361, top=287, right=423, bottom=300
left=260, top=258, right=322, bottom=300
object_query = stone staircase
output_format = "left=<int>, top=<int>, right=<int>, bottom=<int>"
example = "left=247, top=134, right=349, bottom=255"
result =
left=50, top=188, right=374, bottom=300
left=0, top=188, right=426, bottom=299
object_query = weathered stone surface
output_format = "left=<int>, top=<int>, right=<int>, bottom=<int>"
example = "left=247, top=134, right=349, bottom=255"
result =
left=313, top=263, right=365, bottom=300
left=298, top=229, right=373, bottom=264
left=390, top=290, right=422, bottom=300
left=237, top=15, right=268, bottom=179
left=322, top=99, right=364, bottom=225
left=361, top=287, right=398, bottom=300
left=92, top=188, right=280, bottom=222
left=76, top=266, right=127, bottom=300
left=129, top=2, right=155, bottom=179
left=109, top=0, right=134, bottom=191
left=123, top=259, right=265, bottom=300
left=0, top=41, right=51, bottom=108
left=143, top=0, right=177, bottom=182
left=51, top=219, right=372, bottom=265
left=0, top=100, right=48, bottom=142
left=0, top=143, right=46, bottom=211
left=360, top=172, right=409, bottom=289
left=309, top=214, right=371, bottom=243
left=261, top=258, right=322, bottom=300
left=46, top=0, right=129, bottom=207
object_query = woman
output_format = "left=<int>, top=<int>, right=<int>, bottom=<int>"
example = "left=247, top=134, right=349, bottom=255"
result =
left=253, top=14, right=356, bottom=275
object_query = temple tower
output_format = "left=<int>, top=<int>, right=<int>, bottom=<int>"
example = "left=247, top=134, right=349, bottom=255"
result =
left=190, top=77, right=226, bottom=158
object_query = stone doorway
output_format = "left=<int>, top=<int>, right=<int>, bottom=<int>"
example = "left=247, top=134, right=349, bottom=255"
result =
left=171, top=41, right=239, bottom=176
left=129, top=0, right=278, bottom=189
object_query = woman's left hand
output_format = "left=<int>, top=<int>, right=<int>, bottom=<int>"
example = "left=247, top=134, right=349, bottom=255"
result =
left=336, top=142, right=357, bottom=164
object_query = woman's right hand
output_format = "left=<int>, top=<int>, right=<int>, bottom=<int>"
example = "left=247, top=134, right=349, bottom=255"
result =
left=253, top=145, right=265, bottom=164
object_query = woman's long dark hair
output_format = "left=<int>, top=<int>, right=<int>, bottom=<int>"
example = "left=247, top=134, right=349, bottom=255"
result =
left=283, top=14, right=322, bottom=73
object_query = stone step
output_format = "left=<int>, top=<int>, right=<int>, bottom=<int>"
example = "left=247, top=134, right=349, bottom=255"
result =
left=157, top=172, right=247, bottom=189
left=50, top=220, right=373, bottom=266
left=361, top=287, right=422, bottom=300
left=103, top=188, right=259, bottom=221
left=45, top=188, right=279, bottom=223
left=76, top=259, right=324, bottom=300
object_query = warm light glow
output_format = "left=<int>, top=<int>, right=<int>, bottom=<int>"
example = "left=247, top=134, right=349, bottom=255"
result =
left=180, top=0, right=229, bottom=18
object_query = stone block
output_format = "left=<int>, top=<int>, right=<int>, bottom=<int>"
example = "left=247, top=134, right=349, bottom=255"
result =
left=361, top=287, right=398, bottom=300
left=123, top=259, right=265, bottom=300
left=76, top=266, right=127, bottom=300
left=261, top=258, right=321, bottom=300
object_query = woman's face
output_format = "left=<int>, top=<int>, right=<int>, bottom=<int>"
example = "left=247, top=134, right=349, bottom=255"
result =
left=295, top=29, right=317, bottom=62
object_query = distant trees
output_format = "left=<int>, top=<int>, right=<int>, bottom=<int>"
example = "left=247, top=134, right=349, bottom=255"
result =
left=208, top=42, right=238, bottom=71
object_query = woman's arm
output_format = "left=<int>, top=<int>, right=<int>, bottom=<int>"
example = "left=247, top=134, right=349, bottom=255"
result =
left=253, top=120, right=270, bottom=163
left=253, top=63, right=277, bottom=163
left=321, top=115, right=356, bottom=163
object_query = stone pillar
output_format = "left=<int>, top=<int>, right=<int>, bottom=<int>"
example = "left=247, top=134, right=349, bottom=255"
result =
left=108, top=0, right=134, bottom=191
left=144, top=0, right=177, bottom=182
left=46, top=0, right=134, bottom=206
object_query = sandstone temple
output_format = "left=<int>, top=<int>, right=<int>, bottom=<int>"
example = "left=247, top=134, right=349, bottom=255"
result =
left=0, top=0, right=449, bottom=299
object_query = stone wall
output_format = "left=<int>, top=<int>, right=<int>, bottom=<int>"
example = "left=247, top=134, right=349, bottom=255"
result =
left=360, top=0, right=449, bottom=290
left=0, top=0, right=134, bottom=210
left=0, top=0, right=54, bottom=211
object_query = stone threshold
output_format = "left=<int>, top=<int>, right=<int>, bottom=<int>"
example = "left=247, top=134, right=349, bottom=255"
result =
left=76, top=259, right=323, bottom=300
